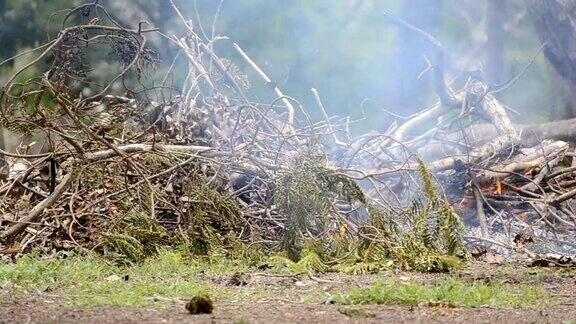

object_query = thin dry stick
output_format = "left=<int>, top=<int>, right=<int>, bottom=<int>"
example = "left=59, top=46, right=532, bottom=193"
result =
left=83, top=143, right=214, bottom=162
left=233, top=43, right=295, bottom=125
left=311, top=88, right=346, bottom=146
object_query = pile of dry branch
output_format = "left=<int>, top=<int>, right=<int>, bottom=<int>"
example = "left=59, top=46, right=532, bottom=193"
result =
left=0, top=2, right=574, bottom=269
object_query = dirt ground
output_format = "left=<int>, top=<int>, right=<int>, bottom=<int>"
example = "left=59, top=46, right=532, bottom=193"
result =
left=1, top=263, right=575, bottom=324
left=2, top=298, right=575, bottom=324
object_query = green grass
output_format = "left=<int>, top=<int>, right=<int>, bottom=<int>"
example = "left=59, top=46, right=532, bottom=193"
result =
left=334, top=278, right=556, bottom=309
left=0, top=252, right=561, bottom=309
left=0, top=250, right=250, bottom=307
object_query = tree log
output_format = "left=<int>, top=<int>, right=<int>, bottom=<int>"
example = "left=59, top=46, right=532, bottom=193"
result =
left=417, top=118, right=576, bottom=162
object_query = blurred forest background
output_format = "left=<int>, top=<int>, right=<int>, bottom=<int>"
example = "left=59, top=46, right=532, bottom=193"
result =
left=0, top=0, right=569, bottom=132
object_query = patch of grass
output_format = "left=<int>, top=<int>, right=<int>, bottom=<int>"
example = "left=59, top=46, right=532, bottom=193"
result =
left=72, top=279, right=210, bottom=307
left=337, top=306, right=376, bottom=318
left=334, top=278, right=556, bottom=309
left=0, top=250, right=251, bottom=307
left=522, top=266, right=575, bottom=280
left=233, top=316, right=251, bottom=324
left=0, top=254, right=118, bottom=292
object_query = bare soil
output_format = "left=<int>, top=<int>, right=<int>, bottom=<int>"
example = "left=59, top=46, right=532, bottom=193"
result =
left=2, top=297, right=575, bottom=324
left=1, top=263, right=575, bottom=324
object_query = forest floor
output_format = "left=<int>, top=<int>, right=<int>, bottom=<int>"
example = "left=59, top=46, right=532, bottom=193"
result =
left=0, top=253, right=575, bottom=323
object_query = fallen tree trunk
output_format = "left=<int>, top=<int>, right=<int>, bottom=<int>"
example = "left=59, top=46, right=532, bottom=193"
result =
left=417, top=118, right=576, bottom=162
left=469, top=118, right=576, bottom=147
left=509, top=118, right=576, bottom=146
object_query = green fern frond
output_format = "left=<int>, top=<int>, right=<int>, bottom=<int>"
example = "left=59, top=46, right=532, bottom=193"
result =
left=102, top=233, right=145, bottom=263
left=294, top=251, right=329, bottom=273
left=333, top=261, right=392, bottom=275
left=439, top=204, right=465, bottom=256
left=218, top=58, right=251, bottom=91
left=418, top=160, right=438, bottom=203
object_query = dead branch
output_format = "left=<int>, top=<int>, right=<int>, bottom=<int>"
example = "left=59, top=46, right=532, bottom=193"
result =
left=0, top=172, right=73, bottom=241
left=233, top=43, right=295, bottom=126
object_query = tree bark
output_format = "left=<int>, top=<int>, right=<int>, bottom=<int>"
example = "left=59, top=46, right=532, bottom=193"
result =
left=386, top=0, right=443, bottom=116
left=416, top=117, right=576, bottom=161
left=485, top=0, right=507, bottom=85
left=528, top=0, right=576, bottom=118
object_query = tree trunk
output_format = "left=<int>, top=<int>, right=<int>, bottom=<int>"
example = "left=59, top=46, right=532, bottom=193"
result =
left=385, top=0, right=443, bottom=116
left=485, top=0, right=507, bottom=85
left=528, top=0, right=576, bottom=118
